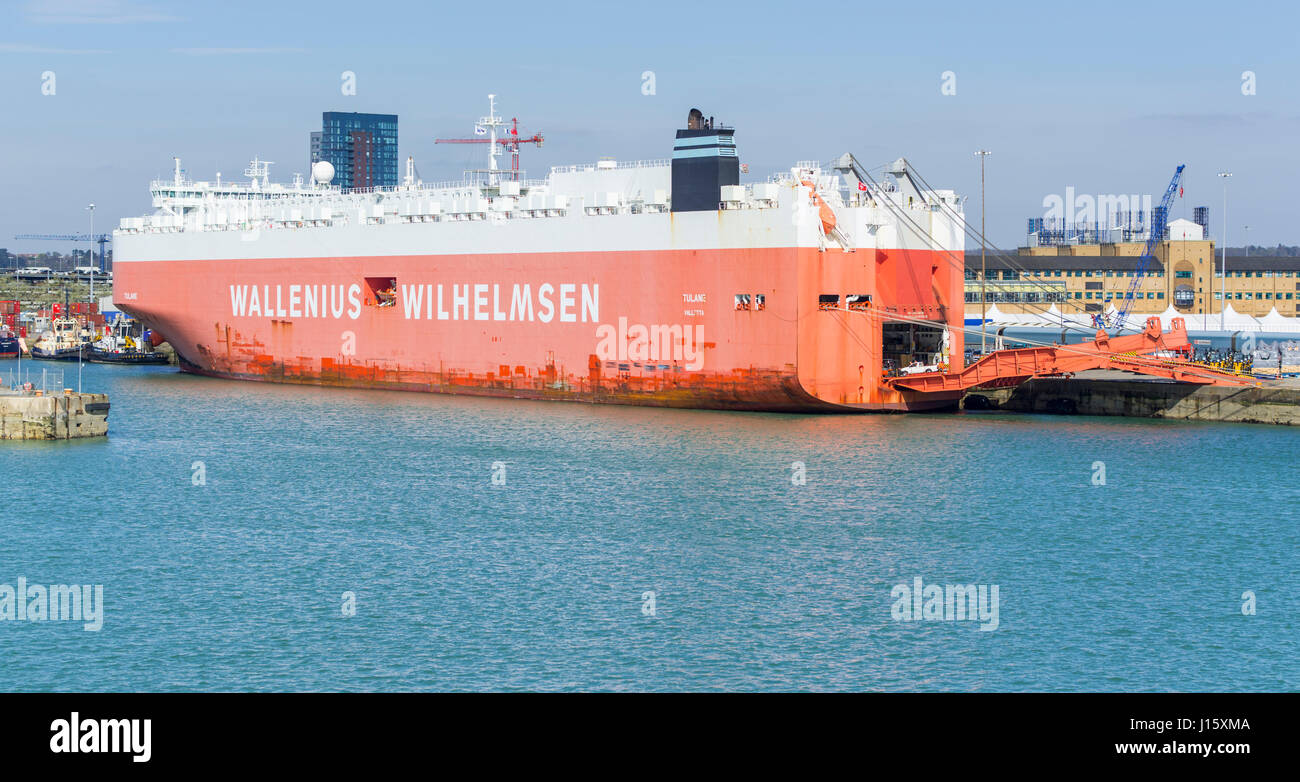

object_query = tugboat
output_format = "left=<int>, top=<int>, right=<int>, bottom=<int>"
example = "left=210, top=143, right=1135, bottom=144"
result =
left=30, top=316, right=91, bottom=361
left=89, top=319, right=170, bottom=365
left=0, top=327, right=18, bottom=359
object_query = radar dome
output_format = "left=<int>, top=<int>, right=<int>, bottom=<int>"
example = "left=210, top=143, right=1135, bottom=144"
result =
left=311, top=160, right=335, bottom=184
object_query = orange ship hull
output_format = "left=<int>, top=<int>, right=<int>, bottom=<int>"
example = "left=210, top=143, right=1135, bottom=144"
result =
left=115, top=245, right=965, bottom=412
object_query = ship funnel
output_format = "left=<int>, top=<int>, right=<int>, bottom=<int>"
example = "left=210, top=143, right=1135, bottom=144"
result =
left=671, top=108, right=739, bottom=212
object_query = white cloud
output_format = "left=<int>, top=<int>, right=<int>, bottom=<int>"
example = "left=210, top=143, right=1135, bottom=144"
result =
left=170, top=47, right=308, bottom=56
left=0, top=42, right=110, bottom=53
left=24, top=0, right=179, bottom=24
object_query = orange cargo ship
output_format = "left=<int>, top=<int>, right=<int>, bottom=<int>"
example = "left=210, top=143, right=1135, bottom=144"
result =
left=114, top=102, right=968, bottom=412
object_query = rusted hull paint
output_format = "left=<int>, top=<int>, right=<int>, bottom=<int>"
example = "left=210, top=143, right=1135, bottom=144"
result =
left=174, top=354, right=957, bottom=413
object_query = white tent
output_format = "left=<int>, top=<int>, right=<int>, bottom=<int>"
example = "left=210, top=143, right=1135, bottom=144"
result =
left=1259, top=307, right=1298, bottom=332
left=1218, top=303, right=1260, bottom=331
left=1150, top=304, right=1182, bottom=329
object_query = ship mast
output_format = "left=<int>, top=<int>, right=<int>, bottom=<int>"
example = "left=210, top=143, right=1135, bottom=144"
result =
left=480, top=94, right=505, bottom=185
left=435, top=94, right=543, bottom=186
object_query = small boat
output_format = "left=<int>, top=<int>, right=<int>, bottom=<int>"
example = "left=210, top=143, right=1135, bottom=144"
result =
left=88, top=348, right=170, bottom=365
left=30, top=316, right=92, bottom=361
left=31, top=343, right=91, bottom=361
left=88, top=319, right=170, bottom=365
left=0, top=328, right=18, bottom=359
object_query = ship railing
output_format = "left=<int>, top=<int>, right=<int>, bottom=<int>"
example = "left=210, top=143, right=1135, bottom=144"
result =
left=549, top=159, right=670, bottom=175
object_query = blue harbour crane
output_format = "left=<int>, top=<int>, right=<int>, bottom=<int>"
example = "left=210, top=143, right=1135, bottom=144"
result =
left=1112, top=165, right=1184, bottom=333
left=13, top=233, right=111, bottom=270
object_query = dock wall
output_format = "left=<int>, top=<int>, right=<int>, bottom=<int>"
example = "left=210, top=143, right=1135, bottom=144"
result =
left=966, top=378, right=1300, bottom=426
left=0, top=392, right=110, bottom=439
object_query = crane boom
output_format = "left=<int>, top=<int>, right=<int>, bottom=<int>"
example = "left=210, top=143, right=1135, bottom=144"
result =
left=1114, top=164, right=1184, bottom=332
left=15, top=233, right=110, bottom=242
left=435, top=99, right=543, bottom=183
left=14, top=233, right=111, bottom=270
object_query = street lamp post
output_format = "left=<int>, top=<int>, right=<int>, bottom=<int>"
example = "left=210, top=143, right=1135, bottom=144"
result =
left=975, top=150, right=991, bottom=354
left=1218, top=172, right=1231, bottom=329
left=87, top=203, right=95, bottom=302
left=81, top=202, right=96, bottom=394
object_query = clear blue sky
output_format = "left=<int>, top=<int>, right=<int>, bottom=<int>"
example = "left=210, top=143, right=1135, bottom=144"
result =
left=1, top=0, right=1296, bottom=254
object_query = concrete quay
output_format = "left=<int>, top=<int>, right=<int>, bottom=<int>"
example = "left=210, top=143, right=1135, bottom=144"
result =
left=964, top=370, right=1300, bottom=426
left=0, top=389, right=110, bottom=439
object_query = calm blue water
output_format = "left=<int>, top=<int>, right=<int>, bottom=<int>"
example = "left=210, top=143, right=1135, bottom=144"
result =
left=1, top=362, right=1297, bottom=691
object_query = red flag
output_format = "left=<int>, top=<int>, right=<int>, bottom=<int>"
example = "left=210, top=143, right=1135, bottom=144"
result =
left=858, top=181, right=867, bottom=192
left=1179, top=186, right=1183, bottom=197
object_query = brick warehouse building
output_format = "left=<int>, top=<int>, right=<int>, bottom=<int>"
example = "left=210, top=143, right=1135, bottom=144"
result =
left=965, top=221, right=1300, bottom=318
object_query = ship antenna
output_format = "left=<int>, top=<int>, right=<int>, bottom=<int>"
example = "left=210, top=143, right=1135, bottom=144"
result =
left=479, top=93, right=505, bottom=186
